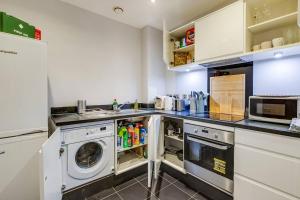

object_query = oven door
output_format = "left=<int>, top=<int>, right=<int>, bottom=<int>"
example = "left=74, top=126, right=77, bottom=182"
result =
left=184, top=134, right=233, bottom=193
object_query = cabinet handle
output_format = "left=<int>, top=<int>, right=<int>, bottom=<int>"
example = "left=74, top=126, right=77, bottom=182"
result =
left=0, top=151, right=5, bottom=155
left=0, top=50, right=18, bottom=55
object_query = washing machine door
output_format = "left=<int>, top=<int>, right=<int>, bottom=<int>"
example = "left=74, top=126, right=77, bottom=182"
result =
left=67, top=138, right=111, bottom=180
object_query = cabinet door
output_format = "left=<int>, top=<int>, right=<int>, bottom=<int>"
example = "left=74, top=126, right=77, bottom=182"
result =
left=0, top=132, right=47, bottom=200
left=0, top=33, right=47, bottom=138
left=163, top=20, right=170, bottom=67
left=39, top=128, right=62, bottom=200
left=234, top=175, right=298, bottom=200
left=151, top=115, right=163, bottom=180
left=195, top=0, right=244, bottom=61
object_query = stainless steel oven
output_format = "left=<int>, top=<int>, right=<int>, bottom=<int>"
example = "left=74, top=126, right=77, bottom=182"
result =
left=249, top=96, right=300, bottom=124
left=184, top=123, right=234, bottom=194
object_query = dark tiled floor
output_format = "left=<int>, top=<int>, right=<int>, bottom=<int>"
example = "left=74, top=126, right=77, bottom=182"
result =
left=88, top=172, right=208, bottom=200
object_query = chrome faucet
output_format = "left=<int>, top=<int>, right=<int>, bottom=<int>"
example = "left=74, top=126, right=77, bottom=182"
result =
left=117, top=101, right=131, bottom=111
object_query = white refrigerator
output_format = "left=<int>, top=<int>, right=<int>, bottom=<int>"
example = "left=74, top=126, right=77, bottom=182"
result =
left=0, top=32, right=48, bottom=200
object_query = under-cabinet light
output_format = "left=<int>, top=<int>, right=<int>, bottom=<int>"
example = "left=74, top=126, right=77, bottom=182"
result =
left=274, top=52, right=283, bottom=59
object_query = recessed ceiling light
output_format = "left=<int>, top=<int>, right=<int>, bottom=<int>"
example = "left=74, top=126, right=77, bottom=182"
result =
left=113, top=6, right=124, bottom=14
left=151, top=0, right=156, bottom=3
left=185, top=69, right=190, bottom=72
left=274, top=52, right=283, bottom=59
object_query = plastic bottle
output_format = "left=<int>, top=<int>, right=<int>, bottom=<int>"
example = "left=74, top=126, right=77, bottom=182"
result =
left=134, top=99, right=139, bottom=111
left=127, top=125, right=134, bottom=147
left=134, top=124, right=140, bottom=145
left=122, top=127, right=128, bottom=148
left=118, top=127, right=127, bottom=150
left=112, top=99, right=118, bottom=111
left=140, top=125, right=147, bottom=144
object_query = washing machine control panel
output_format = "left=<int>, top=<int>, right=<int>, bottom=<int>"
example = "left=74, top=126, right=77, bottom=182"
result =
left=63, top=123, right=114, bottom=144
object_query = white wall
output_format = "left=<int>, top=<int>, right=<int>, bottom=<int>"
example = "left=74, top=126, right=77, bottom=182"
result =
left=166, top=70, right=208, bottom=96
left=253, top=55, right=300, bottom=96
left=141, top=26, right=167, bottom=103
left=0, top=0, right=142, bottom=107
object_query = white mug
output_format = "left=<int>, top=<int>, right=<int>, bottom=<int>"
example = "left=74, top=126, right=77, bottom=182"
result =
left=261, top=41, right=272, bottom=49
left=252, top=44, right=261, bottom=51
left=272, top=37, right=285, bottom=47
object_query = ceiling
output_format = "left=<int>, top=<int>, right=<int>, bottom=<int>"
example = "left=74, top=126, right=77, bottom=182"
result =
left=61, top=0, right=236, bottom=30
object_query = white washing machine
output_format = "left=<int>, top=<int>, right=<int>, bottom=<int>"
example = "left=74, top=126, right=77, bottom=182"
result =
left=61, top=121, right=114, bottom=191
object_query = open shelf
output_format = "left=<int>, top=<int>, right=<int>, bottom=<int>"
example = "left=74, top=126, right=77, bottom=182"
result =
left=169, top=21, right=195, bottom=38
left=165, top=135, right=183, bottom=142
left=117, top=142, right=147, bottom=153
left=173, top=44, right=195, bottom=53
left=163, top=153, right=185, bottom=174
left=248, top=12, right=298, bottom=33
left=117, top=150, right=147, bottom=174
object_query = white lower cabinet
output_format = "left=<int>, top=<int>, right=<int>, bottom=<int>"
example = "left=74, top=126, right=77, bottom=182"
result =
left=234, top=175, right=299, bottom=200
left=39, top=128, right=63, bottom=200
left=0, top=132, right=48, bottom=200
left=234, top=128, right=300, bottom=200
left=153, top=116, right=185, bottom=179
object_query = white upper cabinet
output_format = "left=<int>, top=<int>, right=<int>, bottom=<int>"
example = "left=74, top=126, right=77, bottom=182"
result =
left=195, top=1, right=244, bottom=61
left=195, top=0, right=245, bottom=62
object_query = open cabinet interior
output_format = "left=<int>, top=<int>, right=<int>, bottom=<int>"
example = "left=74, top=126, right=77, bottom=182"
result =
left=161, top=117, right=185, bottom=173
left=245, top=0, right=300, bottom=52
left=168, top=22, right=195, bottom=68
left=115, top=116, right=150, bottom=175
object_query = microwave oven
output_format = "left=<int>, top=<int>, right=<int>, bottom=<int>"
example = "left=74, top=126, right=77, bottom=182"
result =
left=249, top=96, right=300, bottom=124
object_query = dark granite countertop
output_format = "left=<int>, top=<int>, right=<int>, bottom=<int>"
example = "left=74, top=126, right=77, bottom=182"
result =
left=51, top=110, right=300, bottom=139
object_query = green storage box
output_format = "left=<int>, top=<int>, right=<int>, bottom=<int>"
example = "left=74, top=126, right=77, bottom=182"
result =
left=0, top=12, right=35, bottom=38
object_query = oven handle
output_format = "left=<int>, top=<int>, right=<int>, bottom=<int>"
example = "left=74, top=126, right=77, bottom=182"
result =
left=187, top=136, right=229, bottom=150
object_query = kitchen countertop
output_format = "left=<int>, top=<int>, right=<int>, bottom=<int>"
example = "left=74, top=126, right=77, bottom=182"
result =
left=51, top=109, right=300, bottom=138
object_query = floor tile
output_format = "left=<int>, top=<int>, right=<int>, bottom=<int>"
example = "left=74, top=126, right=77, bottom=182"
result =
left=102, top=194, right=122, bottom=200
left=135, top=173, right=148, bottom=181
left=174, top=181, right=197, bottom=196
left=118, top=182, right=152, bottom=200
left=155, top=185, right=191, bottom=200
left=114, top=178, right=137, bottom=191
left=158, top=172, right=177, bottom=183
left=139, top=175, right=172, bottom=194
left=147, top=195, right=160, bottom=200
left=93, top=187, right=115, bottom=199
left=87, top=196, right=98, bottom=200
left=191, top=192, right=209, bottom=200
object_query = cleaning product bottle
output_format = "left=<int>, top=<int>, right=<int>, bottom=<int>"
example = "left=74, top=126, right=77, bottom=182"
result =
left=112, top=99, right=118, bottom=111
left=134, top=123, right=140, bottom=145
left=127, top=125, right=134, bottom=147
left=122, top=127, right=128, bottom=148
left=134, top=99, right=139, bottom=111
left=140, top=124, right=147, bottom=144
left=118, top=127, right=127, bottom=150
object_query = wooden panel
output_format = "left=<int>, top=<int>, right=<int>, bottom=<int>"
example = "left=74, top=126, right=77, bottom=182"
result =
left=234, top=175, right=299, bottom=200
left=210, top=74, right=245, bottom=115
left=235, top=144, right=300, bottom=198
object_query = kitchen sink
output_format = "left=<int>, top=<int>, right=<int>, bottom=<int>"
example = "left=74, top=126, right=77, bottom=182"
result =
left=80, top=109, right=149, bottom=119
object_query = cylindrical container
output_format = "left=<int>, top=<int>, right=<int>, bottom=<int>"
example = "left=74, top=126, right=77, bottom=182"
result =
left=134, top=124, right=140, bottom=145
left=77, top=100, right=86, bottom=114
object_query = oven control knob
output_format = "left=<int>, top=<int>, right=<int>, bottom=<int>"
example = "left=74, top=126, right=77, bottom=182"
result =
left=194, top=129, right=198, bottom=134
left=214, top=134, right=219, bottom=139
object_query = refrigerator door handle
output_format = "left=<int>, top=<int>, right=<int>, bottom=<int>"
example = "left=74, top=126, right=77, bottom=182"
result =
left=0, top=151, right=5, bottom=155
left=0, top=49, right=18, bottom=55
